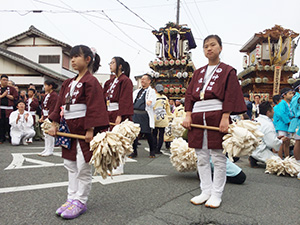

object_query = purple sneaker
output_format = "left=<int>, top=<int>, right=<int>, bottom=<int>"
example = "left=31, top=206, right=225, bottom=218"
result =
left=61, top=200, right=87, bottom=219
left=56, top=199, right=73, bottom=216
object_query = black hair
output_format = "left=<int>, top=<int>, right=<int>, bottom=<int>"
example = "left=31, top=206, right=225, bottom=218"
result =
left=113, top=56, right=130, bottom=78
left=242, top=113, right=250, bottom=120
left=28, top=88, right=36, bottom=94
left=272, top=94, right=281, bottom=105
left=254, top=94, right=261, bottom=98
left=70, top=45, right=101, bottom=73
left=203, top=35, right=222, bottom=47
left=44, top=80, right=58, bottom=90
left=280, top=87, right=293, bottom=97
left=1, top=74, right=8, bottom=79
left=143, top=74, right=152, bottom=82
left=123, top=61, right=130, bottom=78
left=243, top=93, right=250, bottom=98
left=259, top=101, right=273, bottom=115
left=16, top=100, right=26, bottom=106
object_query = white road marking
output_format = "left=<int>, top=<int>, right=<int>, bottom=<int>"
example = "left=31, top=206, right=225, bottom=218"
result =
left=1, top=152, right=148, bottom=194
left=92, top=174, right=166, bottom=185
left=0, top=174, right=167, bottom=193
left=161, top=150, right=171, bottom=156
left=5, top=153, right=135, bottom=170
left=5, top=152, right=63, bottom=170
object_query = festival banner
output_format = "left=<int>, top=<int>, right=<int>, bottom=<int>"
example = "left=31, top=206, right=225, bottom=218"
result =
left=273, top=66, right=282, bottom=95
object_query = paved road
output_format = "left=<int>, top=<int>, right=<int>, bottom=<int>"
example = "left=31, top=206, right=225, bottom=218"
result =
left=0, top=140, right=299, bottom=225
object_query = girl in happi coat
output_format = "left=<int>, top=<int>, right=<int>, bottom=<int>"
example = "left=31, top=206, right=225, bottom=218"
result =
left=104, top=56, right=133, bottom=125
left=38, top=80, right=58, bottom=156
left=103, top=56, right=134, bottom=175
left=48, top=45, right=109, bottom=219
left=183, top=35, right=246, bottom=208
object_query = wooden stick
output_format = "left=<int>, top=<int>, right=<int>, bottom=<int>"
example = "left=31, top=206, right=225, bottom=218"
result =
left=46, top=123, right=115, bottom=140
left=181, top=123, right=220, bottom=131
left=45, top=131, right=85, bottom=140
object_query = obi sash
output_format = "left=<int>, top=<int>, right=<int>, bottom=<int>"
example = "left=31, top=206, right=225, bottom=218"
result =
left=42, top=109, right=49, bottom=116
left=107, top=102, right=119, bottom=112
left=0, top=106, right=13, bottom=110
left=192, top=99, right=223, bottom=113
left=63, top=104, right=87, bottom=120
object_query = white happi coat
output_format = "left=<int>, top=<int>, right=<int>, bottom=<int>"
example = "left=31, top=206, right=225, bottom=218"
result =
left=251, top=115, right=281, bottom=162
left=9, top=110, right=35, bottom=141
left=133, top=86, right=156, bottom=129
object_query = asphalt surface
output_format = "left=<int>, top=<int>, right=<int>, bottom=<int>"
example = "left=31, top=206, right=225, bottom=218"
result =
left=0, top=140, right=299, bottom=225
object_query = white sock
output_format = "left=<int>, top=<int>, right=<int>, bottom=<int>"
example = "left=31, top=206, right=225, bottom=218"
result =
left=205, top=195, right=222, bottom=208
left=190, top=193, right=211, bottom=205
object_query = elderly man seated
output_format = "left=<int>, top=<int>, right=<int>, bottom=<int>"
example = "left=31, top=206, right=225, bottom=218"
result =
left=9, top=100, right=35, bottom=145
left=249, top=101, right=288, bottom=167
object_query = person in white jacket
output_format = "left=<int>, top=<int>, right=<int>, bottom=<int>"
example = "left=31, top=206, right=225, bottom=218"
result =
left=9, top=100, right=35, bottom=145
left=250, top=101, right=288, bottom=167
left=129, top=74, right=156, bottom=158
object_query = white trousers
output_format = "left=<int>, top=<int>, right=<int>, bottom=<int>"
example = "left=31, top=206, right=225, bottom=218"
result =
left=11, top=130, right=35, bottom=145
left=44, top=133, right=55, bottom=155
left=195, top=113, right=227, bottom=198
left=64, top=141, right=92, bottom=204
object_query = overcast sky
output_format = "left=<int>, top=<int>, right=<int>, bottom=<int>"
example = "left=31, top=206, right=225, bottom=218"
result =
left=1, top=0, right=299, bottom=83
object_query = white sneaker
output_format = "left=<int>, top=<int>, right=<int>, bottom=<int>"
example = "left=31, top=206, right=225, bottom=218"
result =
left=297, top=172, right=300, bottom=180
left=205, top=195, right=222, bottom=208
left=38, top=149, right=47, bottom=156
left=190, top=193, right=211, bottom=205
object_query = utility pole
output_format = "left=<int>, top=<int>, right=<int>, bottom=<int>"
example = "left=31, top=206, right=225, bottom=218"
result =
left=176, top=0, right=180, bottom=25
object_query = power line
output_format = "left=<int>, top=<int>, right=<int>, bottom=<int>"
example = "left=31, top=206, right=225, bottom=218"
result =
left=2, top=9, right=152, bottom=30
left=193, top=0, right=210, bottom=34
left=56, top=0, right=151, bottom=55
left=30, top=0, right=74, bottom=44
left=181, top=0, right=205, bottom=38
left=101, top=10, right=153, bottom=55
left=115, top=0, right=156, bottom=30
left=87, top=12, right=151, bottom=31
left=31, top=0, right=148, bottom=51
left=104, top=0, right=220, bottom=11
left=25, top=1, right=153, bottom=31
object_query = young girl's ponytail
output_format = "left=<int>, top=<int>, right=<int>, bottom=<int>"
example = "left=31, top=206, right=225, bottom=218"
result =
left=92, top=53, right=101, bottom=73
left=122, top=61, right=130, bottom=78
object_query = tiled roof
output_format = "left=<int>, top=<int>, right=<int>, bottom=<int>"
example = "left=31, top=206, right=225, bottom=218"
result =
left=0, top=25, right=72, bottom=51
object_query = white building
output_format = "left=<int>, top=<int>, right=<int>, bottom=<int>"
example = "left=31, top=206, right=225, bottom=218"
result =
left=0, top=26, right=76, bottom=89
left=0, top=25, right=111, bottom=90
